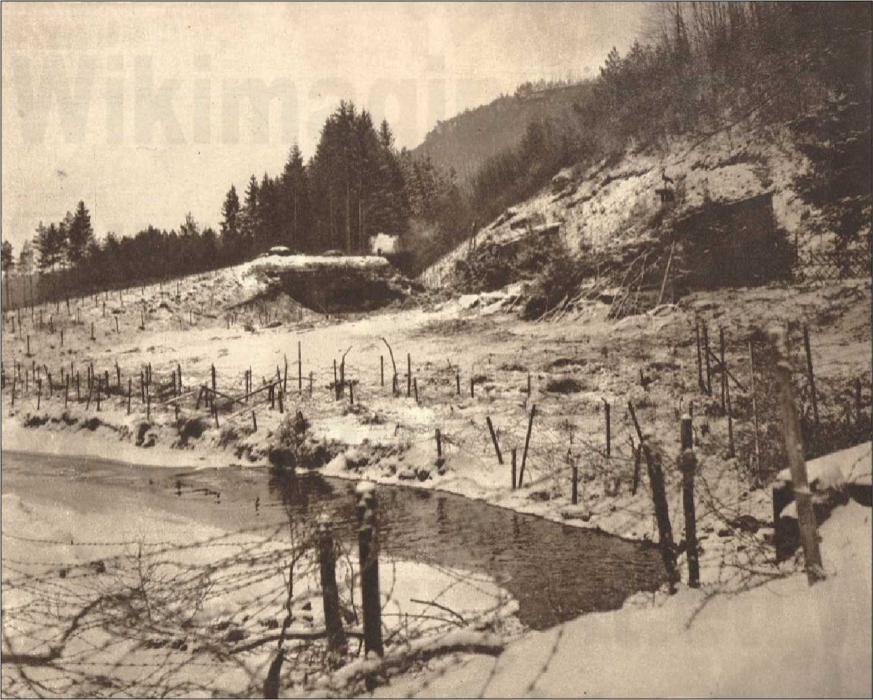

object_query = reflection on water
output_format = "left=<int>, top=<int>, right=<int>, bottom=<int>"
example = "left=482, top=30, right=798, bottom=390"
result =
left=3, top=451, right=665, bottom=630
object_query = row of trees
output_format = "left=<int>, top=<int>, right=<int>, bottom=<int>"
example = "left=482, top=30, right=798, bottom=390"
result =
left=1, top=101, right=466, bottom=305
left=215, top=101, right=465, bottom=268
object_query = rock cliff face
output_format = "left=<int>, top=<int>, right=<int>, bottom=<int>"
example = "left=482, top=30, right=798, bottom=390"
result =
left=421, top=122, right=840, bottom=292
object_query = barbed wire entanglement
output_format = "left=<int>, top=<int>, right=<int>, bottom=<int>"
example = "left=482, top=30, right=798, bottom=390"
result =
left=1, top=499, right=522, bottom=698
left=2, top=276, right=870, bottom=696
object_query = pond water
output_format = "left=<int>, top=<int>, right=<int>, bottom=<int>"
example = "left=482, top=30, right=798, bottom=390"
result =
left=2, top=450, right=665, bottom=630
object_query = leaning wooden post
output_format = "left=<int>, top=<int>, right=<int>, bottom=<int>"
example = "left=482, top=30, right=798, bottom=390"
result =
left=702, top=323, right=712, bottom=395
left=485, top=416, right=504, bottom=464
left=283, top=354, right=289, bottom=394
left=435, top=428, right=443, bottom=459
left=679, top=414, right=700, bottom=588
left=211, top=364, right=217, bottom=397
left=511, top=447, right=517, bottom=490
left=771, top=326, right=825, bottom=585
left=726, top=373, right=735, bottom=458
left=318, top=514, right=347, bottom=658
left=748, top=338, right=762, bottom=482
left=355, top=482, right=383, bottom=657
left=406, top=353, right=412, bottom=398
left=413, top=378, right=419, bottom=404
left=718, top=327, right=726, bottom=411
left=802, top=325, right=820, bottom=428
left=640, top=437, right=679, bottom=592
left=518, top=404, right=536, bottom=488
left=571, top=456, right=579, bottom=505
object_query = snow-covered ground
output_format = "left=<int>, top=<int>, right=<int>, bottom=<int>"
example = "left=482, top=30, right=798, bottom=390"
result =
left=2, top=253, right=870, bottom=696
left=377, top=487, right=872, bottom=697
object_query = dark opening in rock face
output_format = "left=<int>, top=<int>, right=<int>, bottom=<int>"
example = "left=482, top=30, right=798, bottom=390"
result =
left=673, top=192, right=794, bottom=290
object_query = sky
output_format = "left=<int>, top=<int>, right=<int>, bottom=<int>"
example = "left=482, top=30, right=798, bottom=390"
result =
left=2, top=2, right=647, bottom=250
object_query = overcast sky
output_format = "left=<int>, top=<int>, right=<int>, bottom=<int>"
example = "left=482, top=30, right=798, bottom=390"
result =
left=2, top=2, right=646, bottom=250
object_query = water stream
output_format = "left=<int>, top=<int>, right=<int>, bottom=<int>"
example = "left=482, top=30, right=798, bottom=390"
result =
left=2, top=450, right=665, bottom=630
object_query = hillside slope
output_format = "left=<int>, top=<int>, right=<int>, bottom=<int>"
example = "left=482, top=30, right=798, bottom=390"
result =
left=421, top=111, right=869, bottom=299
left=411, top=82, right=593, bottom=187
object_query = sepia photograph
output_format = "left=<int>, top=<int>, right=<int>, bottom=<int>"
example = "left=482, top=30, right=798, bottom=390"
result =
left=1, top=2, right=871, bottom=697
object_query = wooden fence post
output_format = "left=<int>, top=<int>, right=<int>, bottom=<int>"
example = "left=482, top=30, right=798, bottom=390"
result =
left=485, top=416, right=504, bottom=464
left=802, top=325, right=820, bottom=427
left=511, top=447, right=517, bottom=490
left=719, top=327, right=726, bottom=411
left=603, top=399, right=611, bottom=458
left=702, top=323, right=712, bottom=395
left=380, top=355, right=384, bottom=387
left=571, top=457, right=579, bottom=505
left=456, top=370, right=461, bottom=396
left=355, top=482, right=383, bottom=657
left=127, top=378, right=132, bottom=415
left=726, top=373, right=735, bottom=458
left=517, top=404, right=536, bottom=488
left=695, top=320, right=705, bottom=392
left=679, top=414, right=700, bottom=588
left=407, top=353, right=412, bottom=398
left=748, top=338, right=762, bottom=482
left=640, top=438, right=679, bottom=592
left=771, top=326, right=825, bottom=585
left=318, top=514, right=347, bottom=658
left=435, top=428, right=442, bottom=459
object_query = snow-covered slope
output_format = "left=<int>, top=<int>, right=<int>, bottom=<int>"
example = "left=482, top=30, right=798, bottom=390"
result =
left=421, top=122, right=827, bottom=289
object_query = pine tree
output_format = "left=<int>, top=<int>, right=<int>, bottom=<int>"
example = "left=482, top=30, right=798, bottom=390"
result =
left=240, top=175, right=260, bottom=256
left=66, top=201, right=94, bottom=267
left=280, top=145, right=309, bottom=250
left=2, top=240, right=14, bottom=306
left=220, top=185, right=242, bottom=262
left=18, top=241, right=34, bottom=275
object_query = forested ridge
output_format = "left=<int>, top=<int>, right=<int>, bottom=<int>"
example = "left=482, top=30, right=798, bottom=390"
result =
left=2, top=2, right=869, bottom=301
